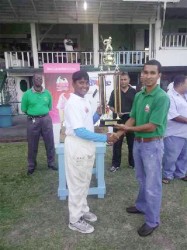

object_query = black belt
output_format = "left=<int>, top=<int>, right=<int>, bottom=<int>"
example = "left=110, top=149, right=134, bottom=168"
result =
left=134, top=137, right=163, bottom=143
left=28, top=113, right=48, bottom=119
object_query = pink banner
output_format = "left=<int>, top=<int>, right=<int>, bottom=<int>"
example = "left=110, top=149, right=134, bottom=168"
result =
left=44, top=63, right=80, bottom=124
left=43, top=63, right=80, bottom=74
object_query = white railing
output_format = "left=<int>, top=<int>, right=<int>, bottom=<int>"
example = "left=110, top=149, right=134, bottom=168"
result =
left=81, top=52, right=93, bottom=66
left=4, top=50, right=148, bottom=69
left=99, top=51, right=148, bottom=66
left=38, top=51, right=93, bottom=66
left=4, top=51, right=32, bottom=69
left=4, top=51, right=94, bottom=69
left=162, top=33, right=187, bottom=48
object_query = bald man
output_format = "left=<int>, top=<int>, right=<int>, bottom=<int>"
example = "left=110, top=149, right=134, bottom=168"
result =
left=21, top=74, right=57, bottom=175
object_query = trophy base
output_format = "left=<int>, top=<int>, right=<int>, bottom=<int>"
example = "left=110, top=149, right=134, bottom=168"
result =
left=99, top=119, right=120, bottom=127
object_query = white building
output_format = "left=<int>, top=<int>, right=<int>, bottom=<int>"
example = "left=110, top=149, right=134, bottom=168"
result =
left=0, top=0, right=186, bottom=112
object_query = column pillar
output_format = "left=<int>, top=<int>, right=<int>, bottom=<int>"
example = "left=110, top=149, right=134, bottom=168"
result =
left=154, top=4, right=162, bottom=59
left=36, top=24, right=41, bottom=51
left=93, top=23, right=99, bottom=68
left=155, top=19, right=162, bottom=57
left=149, top=23, right=152, bottom=59
left=30, top=23, right=39, bottom=68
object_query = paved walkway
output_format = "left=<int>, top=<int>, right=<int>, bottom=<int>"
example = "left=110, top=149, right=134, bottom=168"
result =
left=0, top=115, right=27, bottom=142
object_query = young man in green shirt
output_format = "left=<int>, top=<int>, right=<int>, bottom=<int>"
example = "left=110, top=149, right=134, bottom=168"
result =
left=21, top=74, right=57, bottom=175
left=116, top=60, right=170, bottom=237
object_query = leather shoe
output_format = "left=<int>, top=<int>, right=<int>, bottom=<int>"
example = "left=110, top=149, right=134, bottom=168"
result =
left=27, top=169, right=35, bottom=175
left=180, top=176, right=187, bottom=181
left=138, top=223, right=158, bottom=237
left=48, top=165, right=58, bottom=171
left=126, top=206, right=144, bottom=214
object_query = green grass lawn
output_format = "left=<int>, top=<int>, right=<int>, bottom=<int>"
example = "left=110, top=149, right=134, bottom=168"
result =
left=0, top=142, right=187, bottom=250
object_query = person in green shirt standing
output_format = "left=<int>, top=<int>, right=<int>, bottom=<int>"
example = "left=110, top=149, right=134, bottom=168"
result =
left=116, top=60, right=170, bottom=237
left=21, top=74, right=57, bottom=175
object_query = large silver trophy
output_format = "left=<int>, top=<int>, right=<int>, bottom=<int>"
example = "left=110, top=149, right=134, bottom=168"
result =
left=99, top=36, right=121, bottom=127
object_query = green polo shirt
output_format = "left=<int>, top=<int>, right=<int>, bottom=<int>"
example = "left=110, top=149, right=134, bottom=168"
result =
left=130, top=85, right=170, bottom=138
left=21, top=88, right=52, bottom=116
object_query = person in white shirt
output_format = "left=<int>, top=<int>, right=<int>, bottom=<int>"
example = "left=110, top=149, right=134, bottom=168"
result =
left=163, top=75, right=187, bottom=184
left=56, top=76, right=70, bottom=124
left=167, top=81, right=174, bottom=92
left=63, top=34, right=74, bottom=62
left=64, top=70, right=119, bottom=234
left=63, top=34, right=74, bottom=51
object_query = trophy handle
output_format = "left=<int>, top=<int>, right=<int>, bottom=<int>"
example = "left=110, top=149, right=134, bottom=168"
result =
left=98, top=74, right=106, bottom=115
left=114, top=73, right=121, bottom=114
left=116, top=113, right=120, bottom=120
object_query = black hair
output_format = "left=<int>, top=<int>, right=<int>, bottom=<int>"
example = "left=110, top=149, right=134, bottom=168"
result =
left=143, top=59, right=162, bottom=73
left=173, top=75, right=187, bottom=88
left=72, top=70, right=89, bottom=82
left=120, top=71, right=129, bottom=77
left=33, top=73, right=42, bottom=84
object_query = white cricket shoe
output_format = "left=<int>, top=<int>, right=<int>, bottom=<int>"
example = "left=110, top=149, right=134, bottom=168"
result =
left=83, top=212, right=97, bottom=222
left=69, top=217, right=94, bottom=234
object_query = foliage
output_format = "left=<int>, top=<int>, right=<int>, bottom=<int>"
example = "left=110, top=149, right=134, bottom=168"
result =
left=0, top=70, right=7, bottom=92
left=0, top=70, right=10, bottom=106
left=0, top=90, right=11, bottom=106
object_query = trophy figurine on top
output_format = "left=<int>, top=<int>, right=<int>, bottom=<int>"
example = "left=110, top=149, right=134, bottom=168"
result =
left=98, top=36, right=122, bottom=127
left=102, top=36, right=115, bottom=68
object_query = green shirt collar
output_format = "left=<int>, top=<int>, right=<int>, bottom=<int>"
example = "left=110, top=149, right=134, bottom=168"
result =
left=142, top=84, right=160, bottom=96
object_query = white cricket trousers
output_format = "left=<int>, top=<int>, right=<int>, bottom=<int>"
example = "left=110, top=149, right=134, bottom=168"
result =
left=64, top=136, right=96, bottom=224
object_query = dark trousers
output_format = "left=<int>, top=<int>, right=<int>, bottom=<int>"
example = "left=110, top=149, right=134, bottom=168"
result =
left=27, top=114, right=55, bottom=170
left=112, top=131, right=134, bottom=168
